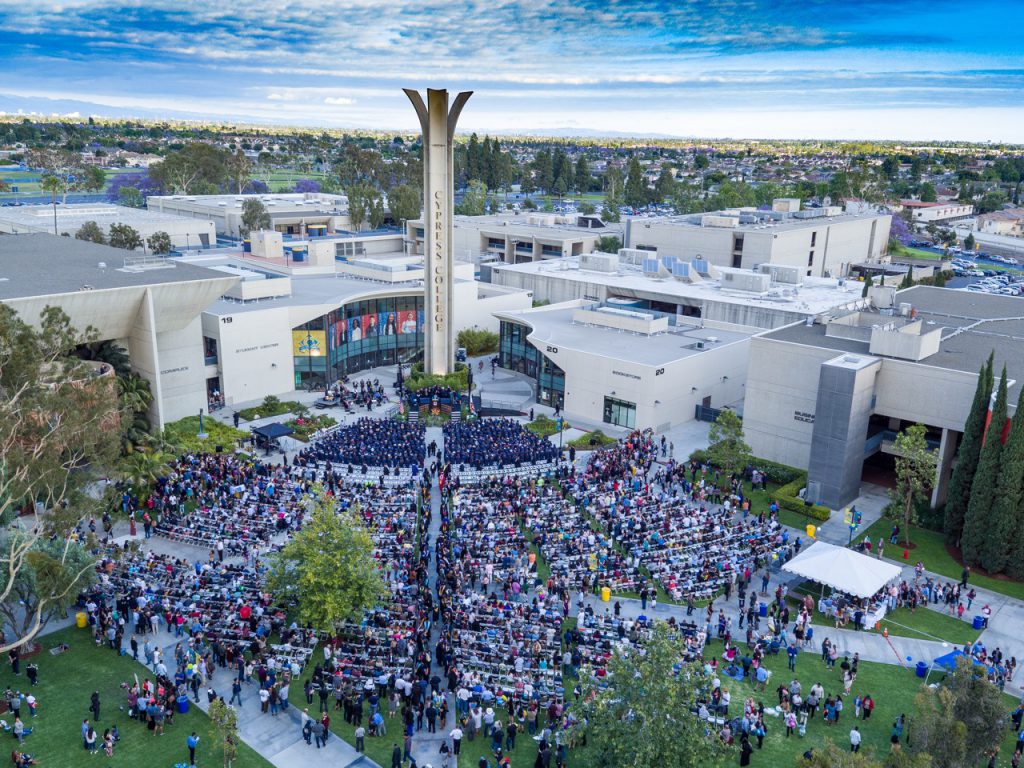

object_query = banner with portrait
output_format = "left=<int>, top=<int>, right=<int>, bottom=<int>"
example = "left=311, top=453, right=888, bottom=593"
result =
left=398, top=310, right=418, bottom=335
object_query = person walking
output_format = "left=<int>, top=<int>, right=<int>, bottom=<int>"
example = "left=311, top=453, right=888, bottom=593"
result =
left=89, top=691, right=101, bottom=722
left=230, top=679, right=242, bottom=706
left=391, top=743, right=402, bottom=768
left=450, top=725, right=463, bottom=757
left=739, top=733, right=754, bottom=766
left=355, top=725, right=365, bottom=753
left=187, top=732, right=199, bottom=766
left=850, top=726, right=861, bottom=752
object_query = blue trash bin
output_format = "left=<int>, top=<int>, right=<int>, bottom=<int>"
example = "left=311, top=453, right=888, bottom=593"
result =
left=177, top=695, right=190, bottom=714
left=973, top=615, right=984, bottom=630
left=759, top=602, right=767, bottom=617
left=915, top=661, right=928, bottom=678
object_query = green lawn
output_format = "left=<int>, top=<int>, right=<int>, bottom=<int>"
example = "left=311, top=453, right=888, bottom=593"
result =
left=786, top=581, right=980, bottom=645
left=10, top=625, right=271, bottom=768
left=879, top=607, right=980, bottom=646
left=859, top=519, right=1024, bottom=601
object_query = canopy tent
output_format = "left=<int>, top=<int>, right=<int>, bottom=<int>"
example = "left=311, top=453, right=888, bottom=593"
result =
left=781, top=541, right=902, bottom=599
left=924, top=648, right=994, bottom=683
left=251, top=423, right=295, bottom=440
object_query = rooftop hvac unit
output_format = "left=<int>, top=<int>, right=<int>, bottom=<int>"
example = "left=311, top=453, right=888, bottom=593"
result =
left=899, top=303, right=912, bottom=316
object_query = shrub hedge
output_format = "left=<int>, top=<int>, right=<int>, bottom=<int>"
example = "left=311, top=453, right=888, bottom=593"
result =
left=689, top=450, right=830, bottom=521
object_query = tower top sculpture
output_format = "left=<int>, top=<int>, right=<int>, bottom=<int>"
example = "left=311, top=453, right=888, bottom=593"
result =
left=403, top=88, right=473, bottom=376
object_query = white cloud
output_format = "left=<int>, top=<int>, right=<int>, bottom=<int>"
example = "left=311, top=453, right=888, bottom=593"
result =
left=324, top=96, right=355, bottom=105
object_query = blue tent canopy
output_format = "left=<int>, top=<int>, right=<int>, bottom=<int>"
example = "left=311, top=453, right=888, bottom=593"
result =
left=252, top=422, right=294, bottom=440
left=931, top=648, right=993, bottom=674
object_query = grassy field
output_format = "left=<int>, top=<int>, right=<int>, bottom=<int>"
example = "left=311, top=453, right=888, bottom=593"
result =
left=860, top=519, right=1024, bottom=601
left=251, top=169, right=330, bottom=193
left=9, top=625, right=272, bottom=768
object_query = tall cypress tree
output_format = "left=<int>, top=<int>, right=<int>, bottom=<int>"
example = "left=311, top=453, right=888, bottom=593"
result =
left=995, top=385, right=1024, bottom=577
left=961, top=366, right=1007, bottom=567
left=944, top=354, right=993, bottom=544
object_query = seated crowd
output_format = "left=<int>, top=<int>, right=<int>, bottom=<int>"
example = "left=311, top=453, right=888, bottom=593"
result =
left=443, top=418, right=560, bottom=469
left=301, top=418, right=425, bottom=469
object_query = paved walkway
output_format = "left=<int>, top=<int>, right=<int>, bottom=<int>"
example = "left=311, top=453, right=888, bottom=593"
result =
left=410, top=427, right=448, bottom=767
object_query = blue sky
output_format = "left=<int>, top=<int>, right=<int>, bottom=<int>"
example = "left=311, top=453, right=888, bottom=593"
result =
left=0, top=0, right=1022, bottom=141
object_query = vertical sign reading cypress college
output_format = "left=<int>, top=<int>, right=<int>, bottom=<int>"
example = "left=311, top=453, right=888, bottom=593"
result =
left=404, top=87, right=472, bottom=375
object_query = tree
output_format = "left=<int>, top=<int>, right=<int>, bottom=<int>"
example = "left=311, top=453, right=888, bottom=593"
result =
left=387, top=184, right=421, bottom=225
left=265, top=491, right=386, bottom=630
left=798, top=740, right=930, bottom=768
left=988, top=383, right=1024, bottom=576
left=146, top=231, right=172, bottom=255
left=120, top=448, right=171, bottom=501
left=944, top=356, right=992, bottom=544
left=579, top=623, right=727, bottom=768
left=367, top=190, right=386, bottom=230
left=0, top=534, right=97, bottom=652
left=861, top=273, right=874, bottom=298
left=578, top=201, right=596, bottom=215
left=108, top=223, right=143, bottom=250
left=0, top=305, right=121, bottom=652
left=694, top=153, right=710, bottom=170
left=890, top=424, right=936, bottom=549
left=226, top=149, right=252, bottom=194
left=919, top=182, right=938, bottom=202
left=706, top=409, right=751, bottom=482
left=75, top=221, right=107, bottom=245
left=963, top=232, right=976, bottom=251
left=239, top=198, right=271, bottom=236
left=961, top=366, right=1007, bottom=567
left=456, top=328, right=499, bottom=356
left=910, top=657, right=1005, bottom=768
left=293, top=178, right=321, bottom=194
left=574, top=155, right=591, bottom=193
left=346, top=185, right=368, bottom=231
left=596, top=235, right=622, bottom=253
left=899, top=266, right=915, bottom=289
left=624, top=156, right=647, bottom=209
left=208, top=698, right=239, bottom=768
left=149, top=143, right=230, bottom=194
left=456, top=180, right=487, bottom=216
left=654, top=166, right=675, bottom=203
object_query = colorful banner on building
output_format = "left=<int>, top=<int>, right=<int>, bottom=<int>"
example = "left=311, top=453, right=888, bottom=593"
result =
left=398, top=310, right=417, bottom=335
left=292, top=330, right=326, bottom=357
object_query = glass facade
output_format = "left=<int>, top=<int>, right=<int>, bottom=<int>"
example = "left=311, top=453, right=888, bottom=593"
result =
left=603, top=396, right=636, bottom=429
left=294, top=295, right=425, bottom=387
left=499, top=321, right=565, bottom=408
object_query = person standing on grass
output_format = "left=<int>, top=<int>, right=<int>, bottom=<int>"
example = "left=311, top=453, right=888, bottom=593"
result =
left=850, top=726, right=861, bottom=752
left=89, top=691, right=101, bottom=721
left=187, top=732, right=199, bottom=766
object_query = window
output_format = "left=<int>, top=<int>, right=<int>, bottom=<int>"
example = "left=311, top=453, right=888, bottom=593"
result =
left=732, top=252, right=743, bottom=268
left=202, top=337, right=218, bottom=365
left=808, top=251, right=815, bottom=267
left=603, top=396, right=636, bottom=429
left=810, top=231, right=817, bottom=247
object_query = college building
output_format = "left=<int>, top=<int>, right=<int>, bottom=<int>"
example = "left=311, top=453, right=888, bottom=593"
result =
left=148, top=192, right=353, bottom=237
left=0, top=233, right=238, bottom=429
left=0, top=202, right=217, bottom=249
left=742, top=285, right=1023, bottom=510
left=623, top=199, right=891, bottom=279
left=485, top=250, right=868, bottom=431
left=406, top=213, right=622, bottom=266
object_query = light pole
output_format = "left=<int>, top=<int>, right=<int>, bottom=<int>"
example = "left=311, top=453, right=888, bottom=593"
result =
left=557, top=415, right=564, bottom=452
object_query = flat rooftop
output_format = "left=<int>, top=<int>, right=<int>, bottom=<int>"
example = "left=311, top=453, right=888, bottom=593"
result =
left=762, top=285, right=1024, bottom=385
left=446, top=213, right=624, bottom=238
left=491, top=255, right=865, bottom=316
left=149, top=192, right=348, bottom=216
left=0, top=233, right=233, bottom=300
left=641, top=209, right=887, bottom=233
left=0, top=202, right=210, bottom=232
left=494, top=303, right=754, bottom=367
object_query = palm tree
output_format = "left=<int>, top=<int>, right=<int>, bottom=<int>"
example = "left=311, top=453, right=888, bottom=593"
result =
left=77, top=340, right=132, bottom=378
left=120, top=448, right=171, bottom=501
left=40, top=175, right=63, bottom=235
left=117, top=374, right=152, bottom=416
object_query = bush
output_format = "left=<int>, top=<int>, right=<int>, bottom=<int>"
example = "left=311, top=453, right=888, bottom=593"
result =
left=285, top=414, right=336, bottom=442
left=774, top=475, right=831, bottom=521
left=688, top=450, right=802, bottom=486
left=526, top=415, right=569, bottom=438
left=457, top=328, right=499, bottom=356
left=405, top=364, right=469, bottom=392
left=567, top=429, right=617, bottom=449
left=163, top=416, right=247, bottom=455
left=237, top=395, right=303, bottom=422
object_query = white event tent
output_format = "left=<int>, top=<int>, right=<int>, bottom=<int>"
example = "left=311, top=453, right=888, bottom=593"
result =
left=781, top=541, right=902, bottom=599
